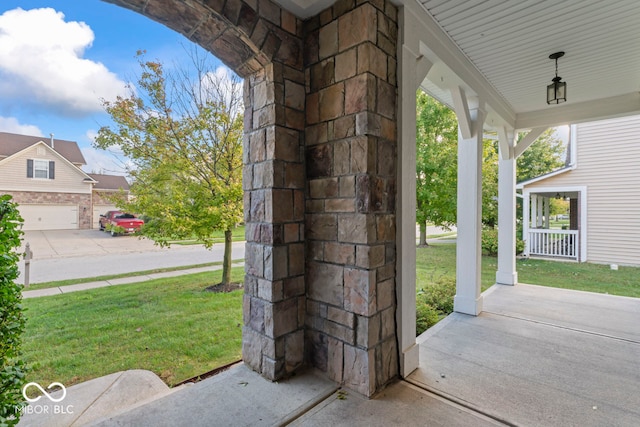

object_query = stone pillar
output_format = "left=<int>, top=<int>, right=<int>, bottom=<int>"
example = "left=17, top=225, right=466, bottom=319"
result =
left=454, top=102, right=485, bottom=316
left=242, top=59, right=307, bottom=379
left=496, top=155, right=518, bottom=285
left=303, top=0, right=398, bottom=397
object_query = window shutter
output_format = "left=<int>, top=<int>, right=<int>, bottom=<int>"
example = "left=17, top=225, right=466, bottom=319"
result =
left=27, top=159, right=33, bottom=178
left=49, top=161, right=55, bottom=179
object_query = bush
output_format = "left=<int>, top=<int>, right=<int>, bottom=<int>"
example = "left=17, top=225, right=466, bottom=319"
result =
left=0, top=195, right=27, bottom=425
left=416, top=277, right=456, bottom=335
left=482, top=227, right=525, bottom=256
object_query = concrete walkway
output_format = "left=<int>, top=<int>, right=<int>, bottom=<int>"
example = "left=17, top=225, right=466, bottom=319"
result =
left=19, top=284, right=639, bottom=426
left=22, top=262, right=245, bottom=298
left=410, top=284, right=640, bottom=427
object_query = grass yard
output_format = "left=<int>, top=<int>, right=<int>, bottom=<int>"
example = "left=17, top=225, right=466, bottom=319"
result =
left=417, top=243, right=640, bottom=298
left=167, top=226, right=246, bottom=245
left=22, top=267, right=245, bottom=389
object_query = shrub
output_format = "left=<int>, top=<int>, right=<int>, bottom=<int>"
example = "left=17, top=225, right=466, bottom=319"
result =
left=416, top=303, right=439, bottom=335
left=482, top=227, right=525, bottom=256
left=0, top=195, right=27, bottom=425
left=482, top=227, right=499, bottom=256
left=416, top=277, right=456, bottom=335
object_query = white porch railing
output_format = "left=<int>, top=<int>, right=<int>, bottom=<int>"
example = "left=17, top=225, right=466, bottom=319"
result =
left=527, top=229, right=579, bottom=260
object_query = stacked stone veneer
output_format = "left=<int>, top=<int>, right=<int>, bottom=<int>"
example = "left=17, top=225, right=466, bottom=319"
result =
left=303, top=0, right=398, bottom=396
left=104, top=0, right=398, bottom=397
left=5, top=191, right=92, bottom=229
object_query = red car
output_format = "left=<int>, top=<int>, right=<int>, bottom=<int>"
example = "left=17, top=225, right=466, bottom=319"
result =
left=99, top=211, right=144, bottom=236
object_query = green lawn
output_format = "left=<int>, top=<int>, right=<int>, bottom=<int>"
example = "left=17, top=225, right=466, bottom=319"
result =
left=22, top=267, right=245, bottom=388
left=167, top=226, right=246, bottom=245
left=417, top=243, right=640, bottom=297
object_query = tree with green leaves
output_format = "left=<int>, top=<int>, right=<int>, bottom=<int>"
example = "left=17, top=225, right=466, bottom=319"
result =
left=0, top=195, right=27, bottom=425
left=95, top=50, right=243, bottom=286
left=415, top=91, right=458, bottom=245
left=517, top=128, right=566, bottom=182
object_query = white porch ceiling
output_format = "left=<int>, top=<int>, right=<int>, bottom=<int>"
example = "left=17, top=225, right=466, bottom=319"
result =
left=273, top=0, right=640, bottom=130
left=417, top=0, right=640, bottom=130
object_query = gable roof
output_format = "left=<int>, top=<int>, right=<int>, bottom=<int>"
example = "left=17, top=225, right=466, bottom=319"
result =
left=88, top=173, right=130, bottom=191
left=0, top=132, right=86, bottom=165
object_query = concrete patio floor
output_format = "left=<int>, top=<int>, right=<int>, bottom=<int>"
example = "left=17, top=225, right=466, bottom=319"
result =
left=19, top=283, right=639, bottom=426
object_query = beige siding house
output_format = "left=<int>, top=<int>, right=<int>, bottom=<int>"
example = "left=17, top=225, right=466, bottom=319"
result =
left=518, top=115, right=640, bottom=266
left=0, top=132, right=129, bottom=230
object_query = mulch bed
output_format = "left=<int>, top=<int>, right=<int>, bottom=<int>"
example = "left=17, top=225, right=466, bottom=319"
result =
left=204, top=282, right=243, bottom=293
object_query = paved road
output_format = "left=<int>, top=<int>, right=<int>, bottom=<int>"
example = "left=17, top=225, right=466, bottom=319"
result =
left=17, top=230, right=245, bottom=284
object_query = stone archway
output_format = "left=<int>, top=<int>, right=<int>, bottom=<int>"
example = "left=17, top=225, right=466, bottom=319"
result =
left=103, top=0, right=400, bottom=397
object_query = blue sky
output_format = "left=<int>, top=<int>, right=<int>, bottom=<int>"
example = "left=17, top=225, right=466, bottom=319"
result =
left=0, top=0, right=224, bottom=175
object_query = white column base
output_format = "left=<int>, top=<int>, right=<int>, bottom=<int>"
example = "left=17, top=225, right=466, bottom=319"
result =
left=454, top=294, right=484, bottom=316
left=399, top=343, right=419, bottom=378
left=495, top=271, right=518, bottom=286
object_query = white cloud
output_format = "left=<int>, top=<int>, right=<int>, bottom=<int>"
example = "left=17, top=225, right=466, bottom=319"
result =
left=0, top=8, right=128, bottom=116
left=81, top=146, right=129, bottom=176
left=0, top=116, right=43, bottom=136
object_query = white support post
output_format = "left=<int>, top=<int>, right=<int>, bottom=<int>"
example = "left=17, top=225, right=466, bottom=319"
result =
left=531, top=196, right=537, bottom=229
left=396, top=7, right=433, bottom=377
left=523, top=190, right=530, bottom=256
left=536, top=195, right=544, bottom=227
left=453, top=94, right=485, bottom=316
left=544, top=198, right=550, bottom=228
left=496, top=131, right=518, bottom=286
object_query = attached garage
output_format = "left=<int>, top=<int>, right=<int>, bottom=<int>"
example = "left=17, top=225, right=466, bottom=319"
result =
left=93, top=205, right=118, bottom=229
left=19, top=204, right=78, bottom=231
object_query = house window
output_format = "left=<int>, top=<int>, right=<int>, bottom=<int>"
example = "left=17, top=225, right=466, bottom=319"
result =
left=27, top=159, right=55, bottom=179
left=34, top=160, right=49, bottom=178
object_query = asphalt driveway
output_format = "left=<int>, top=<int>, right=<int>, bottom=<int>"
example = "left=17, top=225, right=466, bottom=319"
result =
left=17, top=229, right=245, bottom=284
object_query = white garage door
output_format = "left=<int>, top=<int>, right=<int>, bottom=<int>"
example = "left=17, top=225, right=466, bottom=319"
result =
left=93, top=205, right=118, bottom=229
left=19, top=204, right=78, bottom=231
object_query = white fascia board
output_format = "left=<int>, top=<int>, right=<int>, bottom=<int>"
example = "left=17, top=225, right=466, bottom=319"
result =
left=516, top=167, right=572, bottom=189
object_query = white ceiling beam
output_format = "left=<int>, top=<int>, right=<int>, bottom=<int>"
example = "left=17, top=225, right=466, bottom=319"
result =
left=515, top=93, right=640, bottom=130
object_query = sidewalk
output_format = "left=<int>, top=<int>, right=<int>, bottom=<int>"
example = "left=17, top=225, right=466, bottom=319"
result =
left=22, top=262, right=245, bottom=299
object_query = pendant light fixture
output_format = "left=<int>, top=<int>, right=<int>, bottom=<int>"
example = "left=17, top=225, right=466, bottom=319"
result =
left=547, top=51, right=566, bottom=104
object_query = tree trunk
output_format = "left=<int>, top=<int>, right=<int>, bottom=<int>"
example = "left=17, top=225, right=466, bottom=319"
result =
left=419, top=222, right=428, bottom=246
left=221, top=229, right=233, bottom=285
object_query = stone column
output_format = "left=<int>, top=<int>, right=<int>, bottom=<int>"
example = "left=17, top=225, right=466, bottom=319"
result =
left=303, top=0, right=399, bottom=397
left=242, top=59, right=307, bottom=380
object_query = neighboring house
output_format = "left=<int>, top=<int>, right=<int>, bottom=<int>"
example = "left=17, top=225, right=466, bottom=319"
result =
left=518, top=114, right=640, bottom=267
left=0, top=132, right=129, bottom=231
left=88, top=173, right=130, bottom=229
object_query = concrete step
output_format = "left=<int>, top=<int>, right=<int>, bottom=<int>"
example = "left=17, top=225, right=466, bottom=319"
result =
left=89, top=365, right=337, bottom=427
left=18, top=370, right=181, bottom=427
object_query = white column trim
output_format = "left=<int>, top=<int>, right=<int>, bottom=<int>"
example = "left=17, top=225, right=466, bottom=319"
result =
left=496, top=131, right=518, bottom=285
left=453, top=89, right=485, bottom=316
left=523, top=190, right=530, bottom=256
left=450, top=86, right=473, bottom=139
left=396, top=6, right=434, bottom=378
